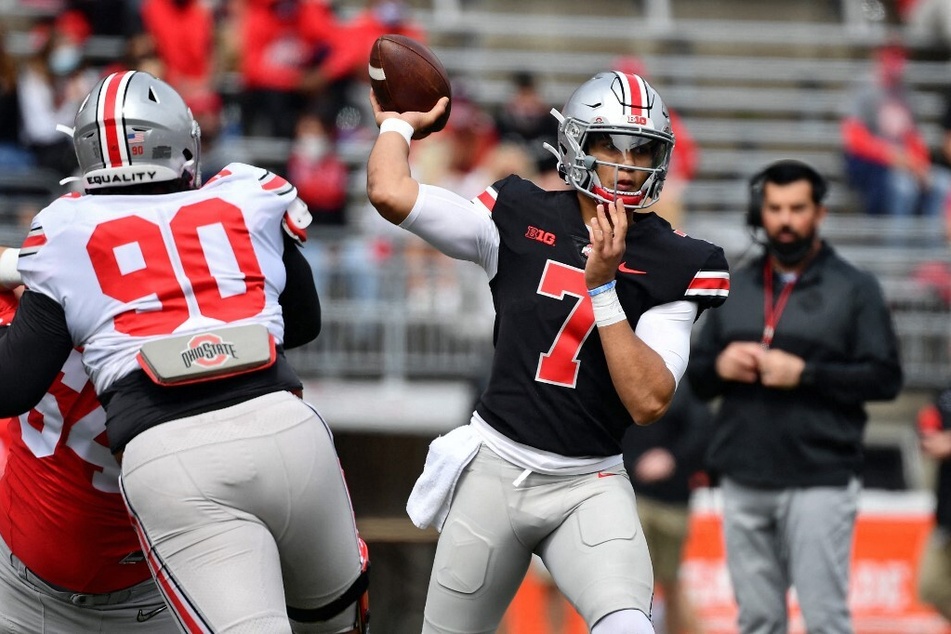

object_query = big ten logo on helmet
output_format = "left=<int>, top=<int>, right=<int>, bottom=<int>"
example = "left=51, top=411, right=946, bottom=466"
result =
left=525, top=226, right=556, bottom=246
left=627, top=115, right=648, bottom=125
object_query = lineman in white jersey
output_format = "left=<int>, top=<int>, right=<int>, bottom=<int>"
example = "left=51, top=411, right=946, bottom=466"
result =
left=0, top=71, right=369, bottom=633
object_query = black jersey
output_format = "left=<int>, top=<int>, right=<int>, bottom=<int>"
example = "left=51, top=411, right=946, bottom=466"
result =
left=473, top=175, right=729, bottom=457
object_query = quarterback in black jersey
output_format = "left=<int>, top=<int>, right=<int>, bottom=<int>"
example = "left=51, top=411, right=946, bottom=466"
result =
left=367, top=71, right=729, bottom=634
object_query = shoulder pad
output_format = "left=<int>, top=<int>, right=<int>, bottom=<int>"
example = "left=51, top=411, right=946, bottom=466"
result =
left=282, top=197, right=312, bottom=243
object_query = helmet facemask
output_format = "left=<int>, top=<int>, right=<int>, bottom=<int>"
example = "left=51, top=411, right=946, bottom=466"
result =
left=544, top=71, right=675, bottom=211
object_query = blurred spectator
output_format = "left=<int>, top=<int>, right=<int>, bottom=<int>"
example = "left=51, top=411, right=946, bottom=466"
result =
left=0, top=26, right=35, bottom=170
left=287, top=111, right=349, bottom=226
left=903, top=0, right=951, bottom=51
left=413, top=93, right=499, bottom=198
left=935, top=90, right=951, bottom=240
left=494, top=71, right=558, bottom=175
left=18, top=16, right=96, bottom=179
left=308, top=0, right=427, bottom=141
left=623, top=380, right=711, bottom=634
left=100, top=28, right=165, bottom=80
left=139, top=0, right=215, bottom=94
left=916, top=391, right=951, bottom=622
left=287, top=110, right=381, bottom=304
left=613, top=56, right=698, bottom=228
left=841, top=41, right=951, bottom=218
left=69, top=0, right=141, bottom=38
left=237, top=0, right=339, bottom=138
left=186, top=88, right=245, bottom=179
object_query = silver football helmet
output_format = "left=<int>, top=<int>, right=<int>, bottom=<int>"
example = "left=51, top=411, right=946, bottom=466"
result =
left=547, top=71, right=674, bottom=210
left=72, top=71, right=201, bottom=191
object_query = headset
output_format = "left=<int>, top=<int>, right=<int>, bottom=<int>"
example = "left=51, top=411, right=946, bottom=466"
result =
left=746, top=159, right=828, bottom=228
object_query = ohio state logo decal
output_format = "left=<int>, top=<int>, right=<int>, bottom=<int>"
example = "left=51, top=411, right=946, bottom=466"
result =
left=180, top=333, right=239, bottom=369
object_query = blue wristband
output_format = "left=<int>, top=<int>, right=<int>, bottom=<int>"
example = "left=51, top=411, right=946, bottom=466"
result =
left=587, top=280, right=617, bottom=297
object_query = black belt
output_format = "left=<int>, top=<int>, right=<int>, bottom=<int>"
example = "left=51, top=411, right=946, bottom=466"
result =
left=9, top=551, right=152, bottom=608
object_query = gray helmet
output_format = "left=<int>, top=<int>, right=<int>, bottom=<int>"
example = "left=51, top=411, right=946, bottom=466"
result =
left=73, top=71, right=201, bottom=191
left=550, top=71, right=674, bottom=210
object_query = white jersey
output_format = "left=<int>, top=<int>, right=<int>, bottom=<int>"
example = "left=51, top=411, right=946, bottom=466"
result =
left=19, top=163, right=301, bottom=394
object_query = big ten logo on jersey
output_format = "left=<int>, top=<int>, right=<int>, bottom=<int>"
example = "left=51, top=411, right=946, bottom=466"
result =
left=17, top=350, right=119, bottom=493
left=526, top=225, right=556, bottom=246
left=627, top=114, right=648, bottom=125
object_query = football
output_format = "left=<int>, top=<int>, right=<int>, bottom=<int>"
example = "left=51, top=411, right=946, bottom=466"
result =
left=368, top=34, right=452, bottom=134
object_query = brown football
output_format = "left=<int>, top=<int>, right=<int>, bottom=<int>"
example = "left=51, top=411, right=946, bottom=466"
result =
left=368, top=34, right=452, bottom=133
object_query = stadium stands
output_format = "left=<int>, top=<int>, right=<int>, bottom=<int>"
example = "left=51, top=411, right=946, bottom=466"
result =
left=0, top=0, right=947, bottom=440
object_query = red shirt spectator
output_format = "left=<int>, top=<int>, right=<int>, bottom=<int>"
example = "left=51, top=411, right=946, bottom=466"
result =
left=318, top=0, right=425, bottom=85
left=286, top=112, right=349, bottom=224
left=140, top=0, right=215, bottom=91
left=240, top=0, right=337, bottom=92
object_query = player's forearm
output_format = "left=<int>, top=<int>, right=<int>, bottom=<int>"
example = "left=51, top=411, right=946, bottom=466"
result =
left=599, top=323, right=675, bottom=425
left=0, top=291, right=72, bottom=416
left=366, top=120, right=420, bottom=225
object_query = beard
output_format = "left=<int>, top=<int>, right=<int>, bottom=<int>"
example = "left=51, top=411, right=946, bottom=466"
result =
left=767, top=229, right=815, bottom=266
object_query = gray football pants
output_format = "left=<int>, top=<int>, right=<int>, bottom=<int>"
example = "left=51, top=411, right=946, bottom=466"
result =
left=423, top=446, right=654, bottom=633
left=120, top=391, right=364, bottom=633
left=0, top=534, right=175, bottom=633
left=721, top=476, right=860, bottom=634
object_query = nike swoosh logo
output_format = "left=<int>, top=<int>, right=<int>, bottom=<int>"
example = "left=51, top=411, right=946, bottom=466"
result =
left=597, top=472, right=617, bottom=478
left=618, top=262, right=646, bottom=275
left=137, top=605, right=168, bottom=622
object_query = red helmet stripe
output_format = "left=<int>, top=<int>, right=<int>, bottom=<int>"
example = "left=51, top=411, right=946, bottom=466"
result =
left=618, top=72, right=647, bottom=119
left=97, top=71, right=136, bottom=168
left=616, top=71, right=632, bottom=118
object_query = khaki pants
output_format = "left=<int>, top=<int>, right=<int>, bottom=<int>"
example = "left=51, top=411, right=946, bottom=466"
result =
left=636, top=496, right=690, bottom=586
left=918, top=527, right=951, bottom=620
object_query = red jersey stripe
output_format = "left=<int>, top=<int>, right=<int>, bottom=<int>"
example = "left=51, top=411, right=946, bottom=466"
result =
left=261, top=173, right=289, bottom=191
left=686, top=272, right=730, bottom=296
left=476, top=188, right=497, bottom=213
left=21, top=232, right=46, bottom=250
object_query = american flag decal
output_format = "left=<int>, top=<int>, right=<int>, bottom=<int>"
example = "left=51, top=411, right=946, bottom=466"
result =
left=127, top=131, right=144, bottom=144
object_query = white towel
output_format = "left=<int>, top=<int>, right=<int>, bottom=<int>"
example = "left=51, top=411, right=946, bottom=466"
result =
left=406, top=425, right=481, bottom=532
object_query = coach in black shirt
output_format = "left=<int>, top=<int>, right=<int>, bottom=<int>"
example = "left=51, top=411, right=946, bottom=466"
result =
left=688, top=159, right=902, bottom=634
